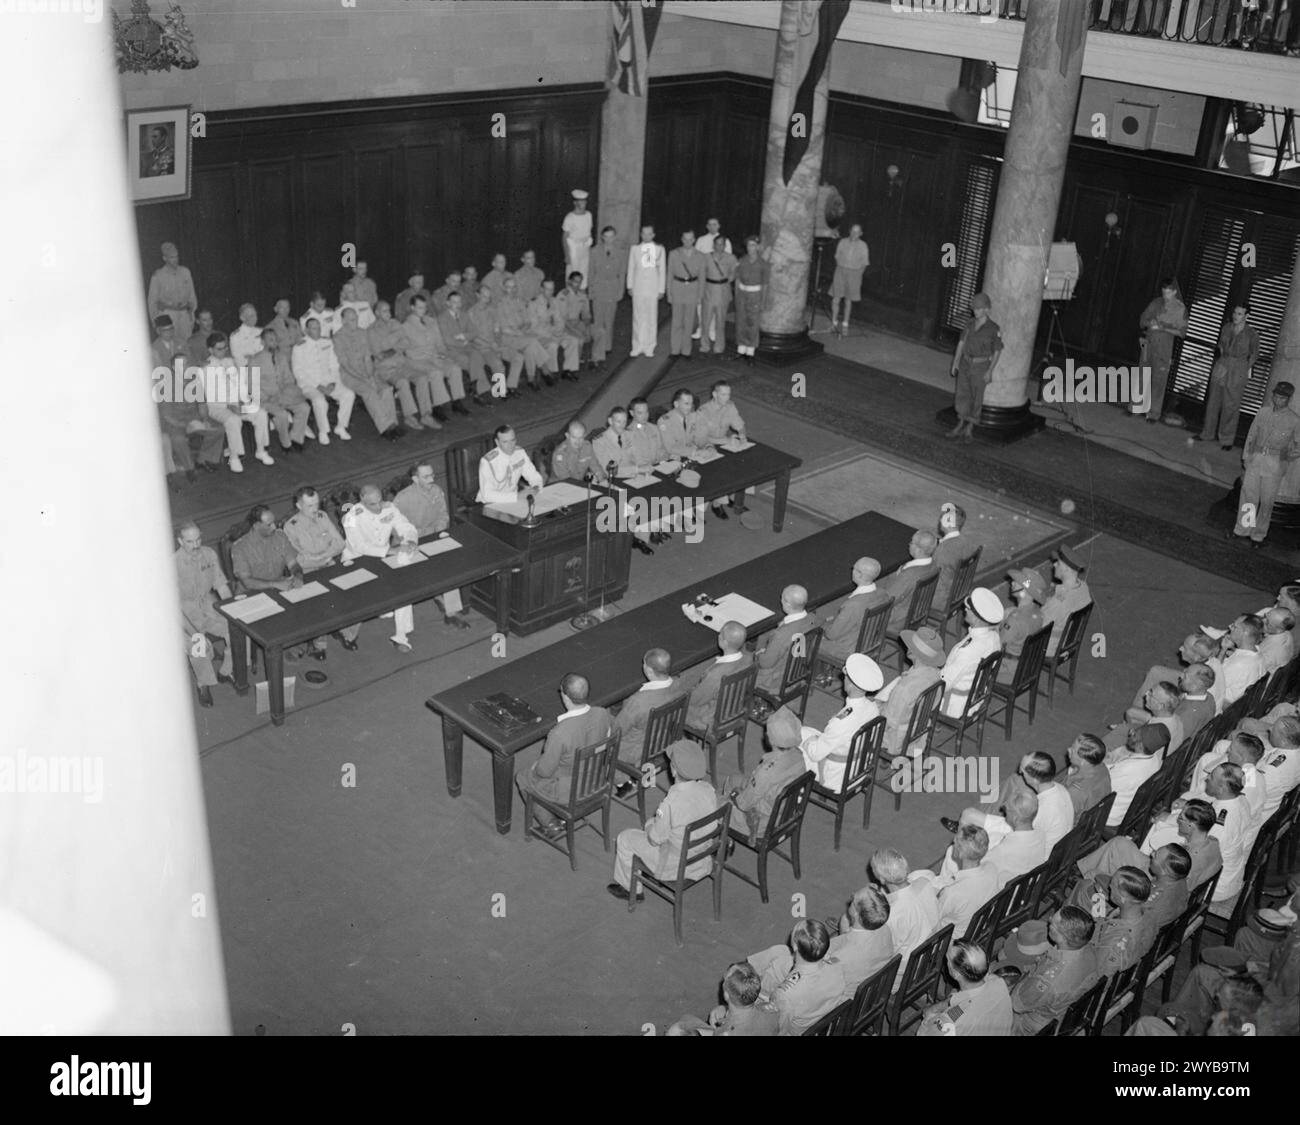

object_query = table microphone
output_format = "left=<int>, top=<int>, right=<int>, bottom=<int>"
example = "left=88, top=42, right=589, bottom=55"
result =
left=523, top=491, right=537, bottom=527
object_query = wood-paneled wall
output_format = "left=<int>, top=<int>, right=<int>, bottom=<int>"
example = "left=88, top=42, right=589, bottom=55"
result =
left=133, top=87, right=602, bottom=330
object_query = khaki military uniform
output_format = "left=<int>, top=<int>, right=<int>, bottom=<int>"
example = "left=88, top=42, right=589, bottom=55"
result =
left=1010, top=945, right=1099, bottom=1035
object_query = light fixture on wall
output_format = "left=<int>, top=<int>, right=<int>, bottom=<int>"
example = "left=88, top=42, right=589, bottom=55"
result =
left=113, top=1, right=198, bottom=74
left=1104, top=211, right=1121, bottom=242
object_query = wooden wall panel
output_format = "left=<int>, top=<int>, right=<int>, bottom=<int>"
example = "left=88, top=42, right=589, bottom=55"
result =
left=131, top=87, right=603, bottom=337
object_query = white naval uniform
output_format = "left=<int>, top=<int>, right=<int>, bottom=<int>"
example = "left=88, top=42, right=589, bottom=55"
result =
left=939, top=625, right=1001, bottom=718
left=341, top=502, right=418, bottom=642
left=799, top=696, right=879, bottom=792
left=562, top=209, right=594, bottom=289
left=477, top=446, right=544, bottom=504
left=627, top=241, right=666, bottom=357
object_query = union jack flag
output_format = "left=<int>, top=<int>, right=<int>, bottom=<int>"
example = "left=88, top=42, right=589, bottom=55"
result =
left=608, top=1, right=662, bottom=98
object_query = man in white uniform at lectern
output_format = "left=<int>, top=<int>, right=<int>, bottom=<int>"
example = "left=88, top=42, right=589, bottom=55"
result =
left=562, top=189, right=594, bottom=289
left=477, top=424, right=544, bottom=505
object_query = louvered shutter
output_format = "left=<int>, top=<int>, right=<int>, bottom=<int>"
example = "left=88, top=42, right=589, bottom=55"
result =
left=1241, top=221, right=1300, bottom=415
left=1173, top=207, right=1246, bottom=403
left=944, top=155, right=1000, bottom=333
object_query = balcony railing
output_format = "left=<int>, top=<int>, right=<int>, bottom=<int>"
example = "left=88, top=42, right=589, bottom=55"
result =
left=880, top=1, right=1300, bottom=55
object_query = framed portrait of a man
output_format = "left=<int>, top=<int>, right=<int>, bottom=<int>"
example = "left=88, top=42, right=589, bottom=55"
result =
left=126, top=105, right=191, bottom=204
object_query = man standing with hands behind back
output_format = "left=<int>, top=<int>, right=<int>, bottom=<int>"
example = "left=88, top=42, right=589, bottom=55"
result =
left=588, top=225, right=625, bottom=371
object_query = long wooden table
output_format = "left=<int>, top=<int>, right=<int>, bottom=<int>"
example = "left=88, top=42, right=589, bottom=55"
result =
left=220, top=522, right=525, bottom=725
left=426, top=511, right=915, bottom=833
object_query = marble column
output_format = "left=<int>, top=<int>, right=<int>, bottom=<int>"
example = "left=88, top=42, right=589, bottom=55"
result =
left=757, top=0, right=837, bottom=363
left=1, top=14, right=229, bottom=1031
left=976, top=0, right=1089, bottom=437
left=1267, top=255, right=1300, bottom=513
left=597, top=85, right=647, bottom=292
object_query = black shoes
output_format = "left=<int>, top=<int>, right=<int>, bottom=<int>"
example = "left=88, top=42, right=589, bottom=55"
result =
left=541, top=372, right=558, bottom=388
left=333, top=631, right=358, bottom=651
left=431, top=406, right=452, bottom=424
left=443, top=613, right=472, bottom=630
left=632, top=539, right=654, bottom=556
left=452, top=399, right=472, bottom=417
left=940, top=816, right=961, bottom=833
left=197, top=686, right=214, bottom=708
left=473, top=393, right=494, bottom=408
left=561, top=370, right=580, bottom=382
left=614, top=781, right=637, bottom=800
left=712, top=506, right=730, bottom=521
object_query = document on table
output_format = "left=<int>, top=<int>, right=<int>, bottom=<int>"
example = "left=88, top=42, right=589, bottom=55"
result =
left=381, top=550, right=424, bottom=570
left=653, top=459, right=682, bottom=475
left=223, top=592, right=285, bottom=623
left=691, top=447, right=722, bottom=464
left=331, top=567, right=377, bottom=590
left=682, top=592, right=774, bottom=631
left=419, top=536, right=462, bottom=558
left=485, top=482, right=590, bottom=520
left=721, top=438, right=755, bottom=452
left=281, top=581, right=328, bottom=603
left=623, top=473, right=660, bottom=489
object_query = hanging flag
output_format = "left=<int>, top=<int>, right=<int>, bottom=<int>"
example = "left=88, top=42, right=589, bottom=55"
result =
left=1056, top=0, right=1089, bottom=78
left=608, top=1, right=663, bottom=99
left=783, top=0, right=849, bottom=185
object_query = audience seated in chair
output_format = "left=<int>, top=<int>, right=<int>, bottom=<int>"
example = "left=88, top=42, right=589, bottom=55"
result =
left=949, top=750, right=1074, bottom=854
left=1072, top=842, right=1191, bottom=937
left=666, top=960, right=779, bottom=1037
left=1041, top=546, right=1091, bottom=658
left=942, top=787, right=1046, bottom=890
left=1105, top=681, right=1184, bottom=757
left=608, top=740, right=718, bottom=901
left=717, top=706, right=806, bottom=844
left=1082, top=797, right=1223, bottom=896
left=866, top=847, right=938, bottom=970
left=754, top=585, right=820, bottom=695
left=931, top=502, right=979, bottom=608
left=1105, top=723, right=1168, bottom=829
left=1090, top=865, right=1157, bottom=976
left=917, top=939, right=1013, bottom=1036
left=997, top=567, right=1046, bottom=684
left=939, top=587, right=1004, bottom=718
left=677, top=621, right=753, bottom=733
left=876, top=625, right=945, bottom=764
left=817, top=557, right=890, bottom=666
left=1062, top=733, right=1112, bottom=819
left=913, top=823, right=998, bottom=938
left=878, top=530, right=939, bottom=634
left=799, top=654, right=882, bottom=792
left=1007, top=905, right=1099, bottom=1036
left=748, top=919, right=846, bottom=1036
left=516, top=673, right=614, bottom=840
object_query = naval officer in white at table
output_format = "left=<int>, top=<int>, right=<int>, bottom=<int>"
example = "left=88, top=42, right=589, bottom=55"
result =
left=477, top=424, right=545, bottom=504
left=342, top=483, right=419, bottom=653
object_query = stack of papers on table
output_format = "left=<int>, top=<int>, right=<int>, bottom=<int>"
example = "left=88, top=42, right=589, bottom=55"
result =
left=223, top=592, right=284, bottom=623
left=485, top=482, right=590, bottom=519
left=623, top=474, right=659, bottom=489
left=653, top=460, right=682, bottom=475
left=681, top=592, right=774, bottom=631
left=281, top=581, right=328, bottom=603
left=691, top=447, right=722, bottom=464
left=721, top=438, right=755, bottom=452
left=419, top=536, right=462, bottom=558
left=331, top=568, right=377, bottom=590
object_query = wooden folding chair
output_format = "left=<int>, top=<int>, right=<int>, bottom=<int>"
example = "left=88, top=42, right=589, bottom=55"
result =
left=889, top=924, right=955, bottom=1035
left=807, top=716, right=885, bottom=851
left=930, top=649, right=1003, bottom=758
left=882, top=572, right=941, bottom=674
left=521, top=731, right=621, bottom=871
left=987, top=624, right=1052, bottom=739
left=1055, top=975, right=1107, bottom=1036
left=1042, top=603, right=1093, bottom=705
left=613, top=693, right=689, bottom=821
left=814, top=597, right=893, bottom=699
left=843, top=954, right=902, bottom=1036
left=929, top=547, right=983, bottom=644
left=629, top=802, right=730, bottom=947
left=754, top=627, right=823, bottom=720
left=684, top=663, right=758, bottom=779
left=724, top=771, right=815, bottom=904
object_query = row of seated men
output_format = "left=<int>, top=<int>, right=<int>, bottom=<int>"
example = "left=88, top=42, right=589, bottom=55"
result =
left=154, top=258, right=602, bottom=481
left=509, top=508, right=1300, bottom=1033
left=175, top=463, right=466, bottom=706
left=173, top=375, right=753, bottom=705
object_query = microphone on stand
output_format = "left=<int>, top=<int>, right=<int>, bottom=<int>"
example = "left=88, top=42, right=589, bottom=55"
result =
left=522, top=490, right=537, bottom=527
left=571, top=464, right=617, bottom=629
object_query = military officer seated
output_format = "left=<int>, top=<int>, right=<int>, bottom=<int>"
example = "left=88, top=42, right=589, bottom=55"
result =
left=799, top=653, right=883, bottom=792
left=608, top=740, right=719, bottom=901
left=666, top=961, right=779, bottom=1037
left=551, top=420, right=604, bottom=484
left=753, top=585, right=820, bottom=698
left=477, top=424, right=544, bottom=505
left=749, top=919, right=848, bottom=1036
left=717, top=706, right=807, bottom=843
left=612, top=648, right=680, bottom=789
left=676, top=622, right=755, bottom=734
left=1008, top=905, right=1099, bottom=1035
left=817, top=557, right=890, bottom=672
left=342, top=484, right=419, bottom=653
left=1091, top=866, right=1156, bottom=976
left=515, top=673, right=614, bottom=840
left=918, top=940, right=1013, bottom=1036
